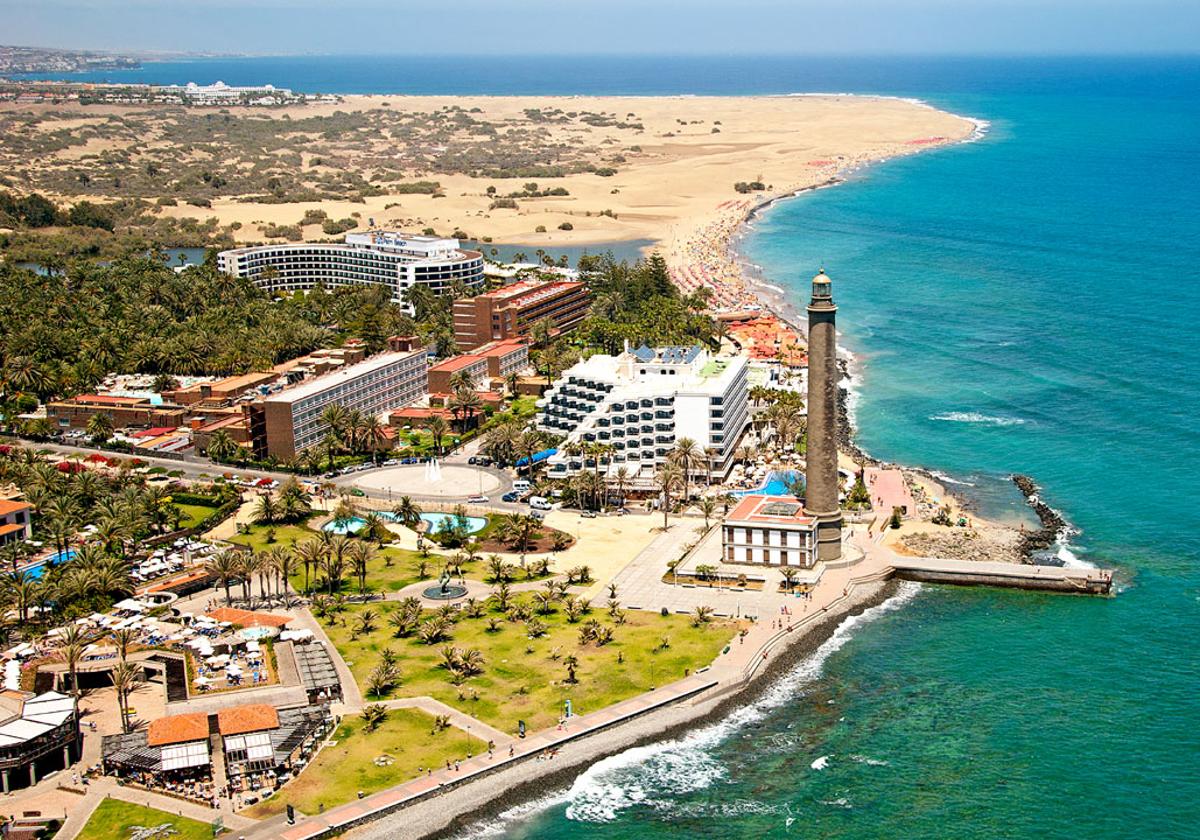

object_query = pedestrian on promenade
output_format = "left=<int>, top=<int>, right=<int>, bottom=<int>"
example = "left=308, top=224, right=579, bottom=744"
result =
left=509, top=744, right=515, bottom=757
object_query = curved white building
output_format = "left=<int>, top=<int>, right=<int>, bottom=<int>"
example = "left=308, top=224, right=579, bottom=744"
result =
left=217, top=231, right=485, bottom=311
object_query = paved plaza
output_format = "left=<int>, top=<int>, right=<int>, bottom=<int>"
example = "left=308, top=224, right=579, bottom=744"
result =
left=347, top=464, right=504, bottom=499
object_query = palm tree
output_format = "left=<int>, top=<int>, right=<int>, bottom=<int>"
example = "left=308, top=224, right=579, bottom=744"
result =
left=349, top=541, right=375, bottom=594
left=670, top=437, right=702, bottom=504
left=362, top=704, right=388, bottom=732
left=780, top=567, right=799, bottom=592
left=392, top=496, right=422, bottom=529
left=655, top=464, right=683, bottom=530
left=322, top=535, right=350, bottom=595
left=321, top=403, right=349, bottom=445
left=266, top=545, right=295, bottom=604
left=85, top=411, right=114, bottom=443
left=59, top=624, right=87, bottom=700
left=111, top=660, right=141, bottom=734
left=110, top=627, right=137, bottom=662
left=698, top=496, right=718, bottom=530
left=426, top=415, right=449, bottom=455
left=204, top=550, right=241, bottom=606
left=294, top=539, right=325, bottom=595
left=254, top=494, right=279, bottom=525
left=563, top=654, right=579, bottom=684
left=205, top=429, right=239, bottom=462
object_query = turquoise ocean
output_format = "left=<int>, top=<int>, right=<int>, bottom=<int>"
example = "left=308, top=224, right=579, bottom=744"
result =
left=30, top=55, right=1200, bottom=836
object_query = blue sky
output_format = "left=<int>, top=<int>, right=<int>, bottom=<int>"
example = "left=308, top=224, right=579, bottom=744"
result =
left=3, top=0, right=1198, bottom=55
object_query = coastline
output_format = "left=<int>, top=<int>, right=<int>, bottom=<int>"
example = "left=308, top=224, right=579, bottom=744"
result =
left=348, top=580, right=901, bottom=840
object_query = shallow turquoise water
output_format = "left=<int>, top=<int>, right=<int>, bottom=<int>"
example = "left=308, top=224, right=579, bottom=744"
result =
left=462, top=58, right=1200, bottom=839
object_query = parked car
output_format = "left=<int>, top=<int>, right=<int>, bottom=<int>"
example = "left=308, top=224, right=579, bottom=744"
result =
left=349, top=488, right=365, bottom=497
left=529, top=496, right=553, bottom=511
left=581, top=509, right=598, bottom=518
left=468, top=495, right=488, bottom=504
left=501, top=491, right=519, bottom=503
left=512, top=479, right=531, bottom=493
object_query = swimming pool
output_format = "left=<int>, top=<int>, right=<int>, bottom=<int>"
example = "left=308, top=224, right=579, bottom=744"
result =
left=420, top=512, right=487, bottom=534
left=322, top=511, right=401, bottom=535
left=21, top=550, right=77, bottom=580
left=735, top=470, right=804, bottom=497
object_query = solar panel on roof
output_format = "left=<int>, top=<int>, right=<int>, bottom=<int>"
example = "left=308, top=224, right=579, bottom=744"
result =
left=761, top=501, right=802, bottom=517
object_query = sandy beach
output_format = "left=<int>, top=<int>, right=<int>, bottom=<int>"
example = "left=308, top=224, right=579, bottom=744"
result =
left=3, top=94, right=973, bottom=262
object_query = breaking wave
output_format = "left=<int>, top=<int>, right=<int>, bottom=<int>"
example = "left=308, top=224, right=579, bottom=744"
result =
left=930, top=411, right=1028, bottom=427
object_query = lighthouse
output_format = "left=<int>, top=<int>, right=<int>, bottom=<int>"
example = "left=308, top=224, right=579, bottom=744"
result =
left=804, top=269, right=843, bottom=562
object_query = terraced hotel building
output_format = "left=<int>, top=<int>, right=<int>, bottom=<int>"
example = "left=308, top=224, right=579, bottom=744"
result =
left=217, top=231, right=485, bottom=311
left=538, top=344, right=750, bottom=482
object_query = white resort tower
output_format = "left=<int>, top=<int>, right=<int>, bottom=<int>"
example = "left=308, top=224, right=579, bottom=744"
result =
left=217, top=231, right=485, bottom=311
left=537, top=344, right=750, bottom=483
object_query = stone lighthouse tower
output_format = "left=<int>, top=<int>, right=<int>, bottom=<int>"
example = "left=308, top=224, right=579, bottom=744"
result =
left=805, top=269, right=843, bottom=562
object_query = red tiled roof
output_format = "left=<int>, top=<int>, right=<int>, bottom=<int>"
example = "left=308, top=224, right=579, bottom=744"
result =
left=204, top=608, right=290, bottom=628
left=727, top=494, right=815, bottom=526
left=474, top=339, right=528, bottom=357
left=132, top=427, right=178, bottom=438
left=147, top=712, right=209, bottom=746
left=217, top=703, right=279, bottom=736
left=429, top=354, right=487, bottom=373
left=0, top=523, right=25, bottom=537
left=0, top=499, right=31, bottom=516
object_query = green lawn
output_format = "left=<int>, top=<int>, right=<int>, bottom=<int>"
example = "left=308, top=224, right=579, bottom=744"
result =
left=229, top=522, right=321, bottom=553
left=230, top=521, right=564, bottom=597
left=322, top=595, right=737, bottom=734
left=77, top=798, right=214, bottom=840
left=244, top=708, right=465, bottom=819
left=175, top=502, right=221, bottom=530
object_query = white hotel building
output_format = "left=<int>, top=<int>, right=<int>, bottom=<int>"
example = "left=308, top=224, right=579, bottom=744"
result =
left=217, top=231, right=485, bottom=311
left=537, top=344, right=750, bottom=482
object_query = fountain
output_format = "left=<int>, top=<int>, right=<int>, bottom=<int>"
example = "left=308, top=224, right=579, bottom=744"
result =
left=424, top=458, right=442, bottom=484
left=422, top=567, right=468, bottom=601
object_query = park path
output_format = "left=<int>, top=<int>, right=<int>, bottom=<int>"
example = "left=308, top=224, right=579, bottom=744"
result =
left=375, top=696, right=509, bottom=746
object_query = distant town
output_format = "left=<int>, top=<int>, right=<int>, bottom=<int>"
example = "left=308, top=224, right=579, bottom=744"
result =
left=0, top=45, right=143, bottom=75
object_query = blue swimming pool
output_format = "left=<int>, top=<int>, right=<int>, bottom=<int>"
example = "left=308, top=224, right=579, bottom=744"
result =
left=21, top=549, right=77, bottom=580
left=420, top=512, right=487, bottom=534
left=322, top=511, right=401, bottom=535
left=735, top=470, right=804, bottom=497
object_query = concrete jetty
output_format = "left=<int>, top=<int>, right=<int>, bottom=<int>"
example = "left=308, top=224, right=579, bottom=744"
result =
left=888, top=556, right=1113, bottom=594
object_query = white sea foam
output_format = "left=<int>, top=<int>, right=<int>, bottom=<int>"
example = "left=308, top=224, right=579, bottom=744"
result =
left=849, top=754, right=889, bottom=766
left=930, top=411, right=1028, bottom=427
left=810, top=755, right=830, bottom=771
left=820, top=797, right=853, bottom=809
left=456, top=583, right=924, bottom=835
left=931, top=470, right=976, bottom=487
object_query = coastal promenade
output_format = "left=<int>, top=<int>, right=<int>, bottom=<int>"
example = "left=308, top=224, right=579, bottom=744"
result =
left=260, top=674, right=719, bottom=840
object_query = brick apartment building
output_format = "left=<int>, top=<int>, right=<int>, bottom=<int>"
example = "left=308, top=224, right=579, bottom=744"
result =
left=452, top=278, right=591, bottom=349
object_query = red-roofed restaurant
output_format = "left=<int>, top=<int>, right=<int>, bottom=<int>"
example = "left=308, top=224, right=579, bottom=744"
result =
left=723, top=495, right=817, bottom=567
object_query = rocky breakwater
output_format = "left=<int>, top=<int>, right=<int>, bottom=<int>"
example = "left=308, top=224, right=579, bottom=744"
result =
left=1011, top=473, right=1073, bottom=559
